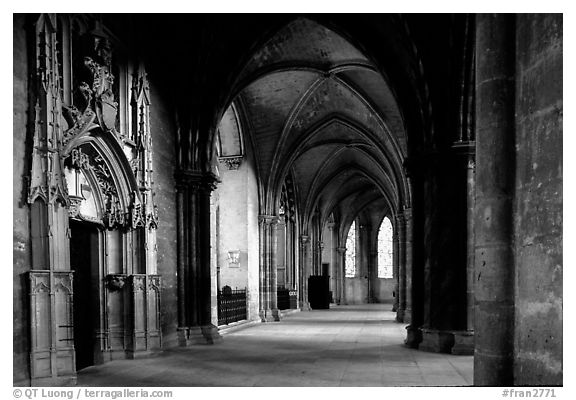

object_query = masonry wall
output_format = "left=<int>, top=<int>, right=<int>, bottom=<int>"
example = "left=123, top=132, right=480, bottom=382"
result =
left=513, top=14, right=563, bottom=385
left=373, top=278, right=395, bottom=304
left=246, top=151, right=260, bottom=321
left=345, top=277, right=368, bottom=304
left=13, top=14, right=32, bottom=386
left=214, top=148, right=260, bottom=321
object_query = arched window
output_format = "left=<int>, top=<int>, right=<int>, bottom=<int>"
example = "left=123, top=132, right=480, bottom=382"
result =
left=345, top=221, right=356, bottom=277
left=377, top=217, right=393, bottom=278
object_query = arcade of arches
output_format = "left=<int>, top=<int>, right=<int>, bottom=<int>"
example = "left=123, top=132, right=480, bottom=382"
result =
left=13, top=14, right=562, bottom=386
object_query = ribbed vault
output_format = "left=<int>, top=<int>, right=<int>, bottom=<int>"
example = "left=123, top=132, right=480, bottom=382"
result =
left=220, top=17, right=410, bottom=231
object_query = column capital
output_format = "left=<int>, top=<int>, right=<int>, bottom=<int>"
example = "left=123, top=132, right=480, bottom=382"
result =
left=403, top=207, right=413, bottom=220
left=336, top=247, right=347, bottom=254
left=258, top=214, right=279, bottom=226
left=317, top=241, right=324, bottom=250
left=452, top=140, right=476, bottom=155
left=175, top=170, right=220, bottom=192
left=218, top=155, right=243, bottom=170
left=452, top=140, right=476, bottom=170
left=300, top=235, right=310, bottom=244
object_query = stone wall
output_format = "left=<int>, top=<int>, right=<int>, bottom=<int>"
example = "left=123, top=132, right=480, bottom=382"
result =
left=372, top=278, right=395, bottom=304
left=13, top=14, right=31, bottom=386
left=215, top=162, right=249, bottom=289
left=513, top=14, right=563, bottom=385
left=213, top=146, right=260, bottom=321
left=345, top=277, right=368, bottom=304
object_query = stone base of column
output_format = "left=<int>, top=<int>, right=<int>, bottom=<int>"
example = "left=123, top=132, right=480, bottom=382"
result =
left=259, top=309, right=278, bottom=322
left=404, top=324, right=422, bottom=348
left=177, top=325, right=222, bottom=345
left=451, top=330, right=474, bottom=355
left=392, top=302, right=398, bottom=312
left=299, top=301, right=311, bottom=311
left=418, top=328, right=455, bottom=353
left=396, top=307, right=405, bottom=323
left=271, top=308, right=281, bottom=321
left=125, top=349, right=162, bottom=359
left=403, top=307, right=412, bottom=324
left=201, top=324, right=223, bottom=344
left=177, top=327, right=191, bottom=346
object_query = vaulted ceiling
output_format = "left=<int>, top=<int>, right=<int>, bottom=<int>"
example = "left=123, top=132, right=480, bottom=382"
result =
left=218, top=18, right=409, bottom=231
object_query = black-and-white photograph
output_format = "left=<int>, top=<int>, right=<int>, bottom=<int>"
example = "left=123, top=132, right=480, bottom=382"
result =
left=10, top=4, right=565, bottom=397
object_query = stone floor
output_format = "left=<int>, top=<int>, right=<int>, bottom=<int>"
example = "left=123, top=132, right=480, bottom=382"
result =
left=77, top=304, right=473, bottom=387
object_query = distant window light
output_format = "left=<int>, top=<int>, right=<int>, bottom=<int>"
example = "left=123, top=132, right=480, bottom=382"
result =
left=345, top=221, right=356, bottom=277
left=378, top=217, right=393, bottom=278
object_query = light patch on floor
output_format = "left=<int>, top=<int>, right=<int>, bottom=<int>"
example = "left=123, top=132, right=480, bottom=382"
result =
left=77, top=304, right=473, bottom=386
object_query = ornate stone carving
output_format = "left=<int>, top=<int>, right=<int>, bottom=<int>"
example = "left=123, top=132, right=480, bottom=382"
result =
left=130, top=63, right=159, bottom=230
left=62, top=107, right=97, bottom=151
left=218, top=156, right=243, bottom=170
left=61, top=30, right=119, bottom=153
left=54, top=274, right=73, bottom=293
left=131, top=275, right=146, bottom=292
left=84, top=55, right=118, bottom=132
left=130, top=157, right=140, bottom=176
left=258, top=215, right=279, bottom=226
left=130, top=191, right=145, bottom=229
left=68, top=195, right=83, bottom=218
left=227, top=250, right=241, bottom=266
left=148, top=275, right=161, bottom=292
left=104, top=197, right=127, bottom=229
left=106, top=274, right=127, bottom=291
left=146, top=205, right=159, bottom=229
left=70, top=148, right=91, bottom=170
left=28, top=15, right=69, bottom=206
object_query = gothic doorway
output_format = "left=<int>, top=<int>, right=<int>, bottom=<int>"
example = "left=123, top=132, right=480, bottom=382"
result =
left=70, top=219, right=99, bottom=370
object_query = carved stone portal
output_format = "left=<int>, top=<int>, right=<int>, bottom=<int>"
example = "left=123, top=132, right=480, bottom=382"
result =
left=27, top=14, right=161, bottom=386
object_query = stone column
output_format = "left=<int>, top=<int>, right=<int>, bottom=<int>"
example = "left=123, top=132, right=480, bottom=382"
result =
left=474, top=14, right=515, bottom=386
left=286, top=219, right=294, bottom=289
left=317, top=241, right=324, bottom=276
left=336, top=247, right=347, bottom=305
left=395, top=213, right=406, bottom=322
left=369, top=250, right=378, bottom=303
left=328, top=222, right=337, bottom=303
left=258, top=216, right=267, bottom=321
left=175, top=170, right=222, bottom=345
left=360, top=224, right=372, bottom=303
left=451, top=146, right=476, bottom=355
left=270, top=218, right=280, bottom=320
left=258, top=215, right=280, bottom=322
left=392, top=229, right=400, bottom=312
left=299, top=235, right=311, bottom=311
left=403, top=208, right=413, bottom=324
left=466, top=156, right=476, bottom=331
left=404, top=207, right=419, bottom=347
